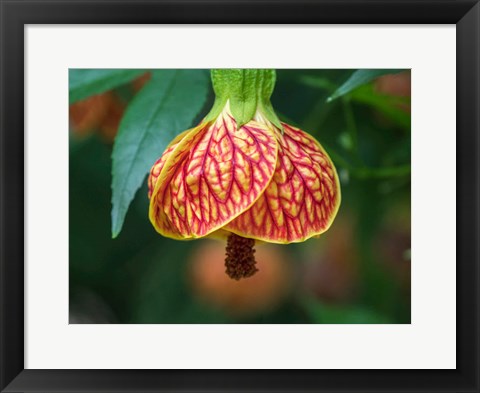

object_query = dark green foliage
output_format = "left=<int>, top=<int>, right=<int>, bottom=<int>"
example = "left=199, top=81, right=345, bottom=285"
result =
left=69, top=69, right=146, bottom=104
left=69, top=69, right=411, bottom=324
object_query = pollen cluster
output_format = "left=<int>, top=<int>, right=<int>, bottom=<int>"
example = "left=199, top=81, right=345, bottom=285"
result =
left=225, top=233, right=258, bottom=280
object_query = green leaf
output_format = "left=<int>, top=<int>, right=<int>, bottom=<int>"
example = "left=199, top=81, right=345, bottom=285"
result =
left=69, top=69, right=146, bottom=104
left=111, top=69, right=209, bottom=238
left=328, top=69, right=405, bottom=102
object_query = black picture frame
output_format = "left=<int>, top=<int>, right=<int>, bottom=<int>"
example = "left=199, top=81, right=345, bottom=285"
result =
left=1, top=1, right=479, bottom=392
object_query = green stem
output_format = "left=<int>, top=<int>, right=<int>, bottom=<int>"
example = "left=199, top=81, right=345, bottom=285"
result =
left=206, top=69, right=282, bottom=129
left=342, top=97, right=361, bottom=164
left=355, top=164, right=411, bottom=179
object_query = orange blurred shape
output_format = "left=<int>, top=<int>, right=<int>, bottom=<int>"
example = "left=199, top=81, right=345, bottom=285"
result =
left=189, top=240, right=292, bottom=317
left=69, top=93, right=113, bottom=136
left=70, top=92, right=126, bottom=143
left=375, top=72, right=411, bottom=98
left=375, top=71, right=411, bottom=115
left=303, top=215, right=359, bottom=304
left=98, top=96, right=126, bottom=142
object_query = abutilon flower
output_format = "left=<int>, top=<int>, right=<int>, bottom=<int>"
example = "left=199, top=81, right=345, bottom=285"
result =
left=148, top=69, right=341, bottom=280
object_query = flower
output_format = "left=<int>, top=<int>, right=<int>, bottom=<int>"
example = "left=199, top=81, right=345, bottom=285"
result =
left=148, top=70, right=341, bottom=279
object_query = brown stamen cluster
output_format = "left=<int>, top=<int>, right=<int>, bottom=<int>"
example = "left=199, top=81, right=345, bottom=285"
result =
left=225, top=233, right=258, bottom=280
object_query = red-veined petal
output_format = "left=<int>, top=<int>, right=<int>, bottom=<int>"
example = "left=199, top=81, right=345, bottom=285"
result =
left=147, top=130, right=190, bottom=199
left=225, top=123, right=341, bottom=243
left=149, top=113, right=278, bottom=239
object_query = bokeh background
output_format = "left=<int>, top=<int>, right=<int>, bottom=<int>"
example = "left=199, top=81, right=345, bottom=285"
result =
left=69, top=69, right=411, bottom=324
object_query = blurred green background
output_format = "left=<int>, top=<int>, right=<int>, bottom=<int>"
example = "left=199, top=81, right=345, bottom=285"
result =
left=69, top=69, right=411, bottom=324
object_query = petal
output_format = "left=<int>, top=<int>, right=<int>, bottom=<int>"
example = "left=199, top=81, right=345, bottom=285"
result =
left=149, top=113, right=278, bottom=239
left=225, top=123, right=341, bottom=243
left=147, top=129, right=190, bottom=199
left=148, top=129, right=196, bottom=239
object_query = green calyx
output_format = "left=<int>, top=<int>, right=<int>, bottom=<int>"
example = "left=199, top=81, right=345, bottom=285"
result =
left=204, top=69, right=283, bottom=130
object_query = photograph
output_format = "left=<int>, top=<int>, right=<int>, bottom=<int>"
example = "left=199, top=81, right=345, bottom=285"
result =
left=2, top=0, right=478, bottom=389
left=69, top=68, right=411, bottom=324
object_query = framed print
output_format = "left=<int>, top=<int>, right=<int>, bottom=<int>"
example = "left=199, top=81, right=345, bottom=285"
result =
left=1, top=0, right=479, bottom=392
